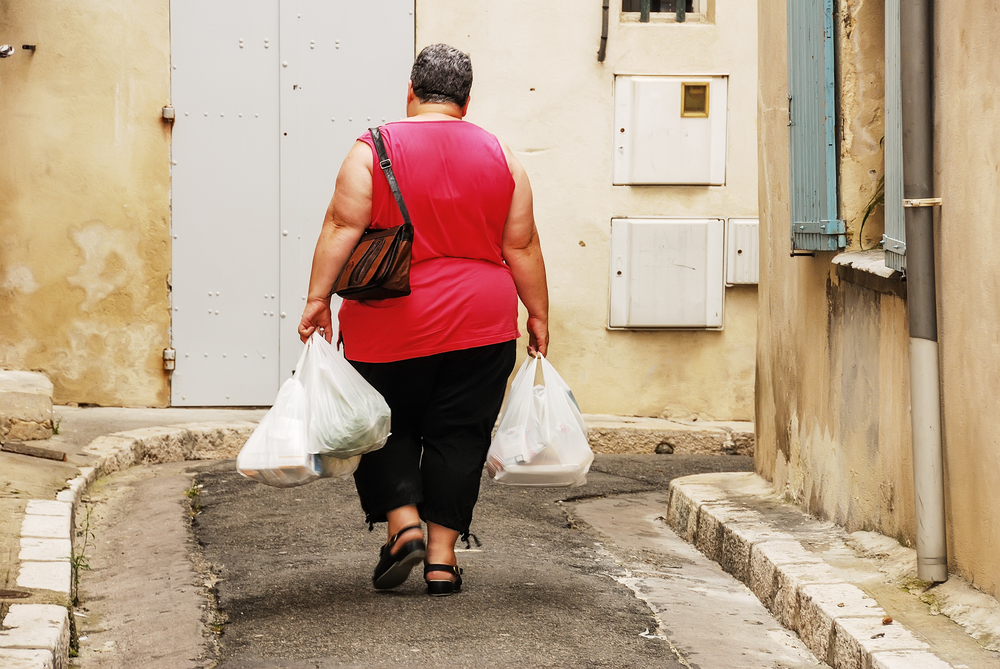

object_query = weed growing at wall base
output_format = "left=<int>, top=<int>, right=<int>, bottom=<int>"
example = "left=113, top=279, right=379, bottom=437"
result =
left=70, top=504, right=94, bottom=607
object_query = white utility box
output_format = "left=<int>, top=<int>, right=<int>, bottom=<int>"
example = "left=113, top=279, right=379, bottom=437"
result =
left=725, top=218, right=760, bottom=285
left=608, top=218, right=726, bottom=329
left=613, top=75, right=728, bottom=185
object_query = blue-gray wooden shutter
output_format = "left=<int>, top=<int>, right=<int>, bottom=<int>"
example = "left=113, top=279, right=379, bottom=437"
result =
left=883, top=0, right=906, bottom=271
left=787, top=0, right=845, bottom=251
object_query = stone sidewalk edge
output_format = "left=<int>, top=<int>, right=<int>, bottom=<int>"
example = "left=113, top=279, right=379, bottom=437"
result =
left=665, top=473, right=953, bottom=669
left=0, top=421, right=259, bottom=669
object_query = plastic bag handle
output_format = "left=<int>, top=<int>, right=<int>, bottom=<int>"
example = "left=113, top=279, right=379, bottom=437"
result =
left=537, top=355, right=587, bottom=435
left=291, top=334, right=314, bottom=380
left=510, top=355, right=538, bottom=390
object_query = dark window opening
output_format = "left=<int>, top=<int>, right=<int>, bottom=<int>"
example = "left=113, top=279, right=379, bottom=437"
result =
left=621, top=0, right=695, bottom=12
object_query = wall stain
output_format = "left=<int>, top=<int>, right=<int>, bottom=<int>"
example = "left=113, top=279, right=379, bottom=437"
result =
left=2, top=264, right=40, bottom=295
left=838, top=281, right=881, bottom=458
left=67, top=221, right=144, bottom=311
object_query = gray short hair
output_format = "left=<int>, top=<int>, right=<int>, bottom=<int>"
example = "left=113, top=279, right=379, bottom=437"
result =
left=410, top=44, right=472, bottom=108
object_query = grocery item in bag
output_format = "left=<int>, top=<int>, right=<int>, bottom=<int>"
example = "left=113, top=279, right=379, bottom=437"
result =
left=486, top=355, right=593, bottom=487
left=237, top=332, right=388, bottom=487
left=237, top=375, right=361, bottom=488
left=298, top=332, right=391, bottom=459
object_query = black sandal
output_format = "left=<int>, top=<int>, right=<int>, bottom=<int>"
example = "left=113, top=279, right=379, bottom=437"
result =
left=372, top=524, right=426, bottom=590
left=424, top=563, right=463, bottom=597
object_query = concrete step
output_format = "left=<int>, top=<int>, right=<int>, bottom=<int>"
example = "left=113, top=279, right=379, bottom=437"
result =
left=0, top=371, right=55, bottom=442
left=666, top=472, right=1000, bottom=669
left=584, top=414, right=753, bottom=456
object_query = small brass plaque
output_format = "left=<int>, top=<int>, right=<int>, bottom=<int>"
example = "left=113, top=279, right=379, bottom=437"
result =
left=681, top=83, right=709, bottom=117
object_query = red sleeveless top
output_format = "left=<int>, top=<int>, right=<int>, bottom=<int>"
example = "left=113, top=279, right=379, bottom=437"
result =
left=338, top=120, right=520, bottom=363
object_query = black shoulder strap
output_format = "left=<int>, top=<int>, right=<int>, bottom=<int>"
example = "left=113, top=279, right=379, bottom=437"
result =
left=369, top=127, right=412, bottom=228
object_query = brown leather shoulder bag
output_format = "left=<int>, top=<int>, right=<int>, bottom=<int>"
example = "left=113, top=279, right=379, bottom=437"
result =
left=331, top=127, right=413, bottom=300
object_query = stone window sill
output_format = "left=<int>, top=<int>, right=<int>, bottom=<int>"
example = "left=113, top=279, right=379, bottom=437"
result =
left=620, top=13, right=707, bottom=24
left=832, top=250, right=906, bottom=299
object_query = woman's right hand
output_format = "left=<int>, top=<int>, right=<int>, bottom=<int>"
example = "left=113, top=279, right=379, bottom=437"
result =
left=298, top=298, right=333, bottom=343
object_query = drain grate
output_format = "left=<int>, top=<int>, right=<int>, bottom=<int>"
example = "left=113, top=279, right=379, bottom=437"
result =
left=0, top=589, right=31, bottom=599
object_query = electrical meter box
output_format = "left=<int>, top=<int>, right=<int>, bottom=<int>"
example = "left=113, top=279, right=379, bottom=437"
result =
left=613, top=75, right=728, bottom=185
left=726, top=218, right=760, bottom=285
left=608, top=218, right=726, bottom=329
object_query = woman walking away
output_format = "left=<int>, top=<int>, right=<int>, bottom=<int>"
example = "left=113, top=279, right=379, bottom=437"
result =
left=297, top=44, right=549, bottom=596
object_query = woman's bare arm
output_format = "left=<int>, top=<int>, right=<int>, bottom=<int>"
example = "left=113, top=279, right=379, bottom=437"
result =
left=298, top=141, right=374, bottom=343
left=499, top=141, right=549, bottom=357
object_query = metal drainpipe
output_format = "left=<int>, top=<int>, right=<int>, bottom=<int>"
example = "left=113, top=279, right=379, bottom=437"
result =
left=900, top=0, right=947, bottom=582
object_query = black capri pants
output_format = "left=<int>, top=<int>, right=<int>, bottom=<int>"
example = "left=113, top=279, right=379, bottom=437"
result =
left=348, top=340, right=516, bottom=536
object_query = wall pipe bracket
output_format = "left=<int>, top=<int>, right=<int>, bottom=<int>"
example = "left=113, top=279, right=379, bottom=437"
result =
left=903, top=198, right=942, bottom=207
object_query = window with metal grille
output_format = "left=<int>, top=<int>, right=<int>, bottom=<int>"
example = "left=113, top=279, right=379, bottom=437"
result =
left=622, top=0, right=695, bottom=11
left=622, top=0, right=697, bottom=22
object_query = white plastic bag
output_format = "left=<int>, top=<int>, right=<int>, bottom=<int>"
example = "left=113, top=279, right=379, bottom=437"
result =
left=297, top=332, right=391, bottom=459
left=236, top=375, right=361, bottom=488
left=236, top=332, right=390, bottom=487
left=486, top=355, right=594, bottom=487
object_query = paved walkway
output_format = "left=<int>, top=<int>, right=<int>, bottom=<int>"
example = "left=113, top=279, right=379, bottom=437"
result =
left=0, top=407, right=266, bottom=669
left=1, top=408, right=997, bottom=669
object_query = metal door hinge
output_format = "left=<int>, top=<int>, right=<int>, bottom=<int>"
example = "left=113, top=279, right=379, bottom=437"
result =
left=793, top=219, right=845, bottom=235
left=883, top=235, right=906, bottom=253
left=163, top=348, right=176, bottom=371
left=162, top=105, right=176, bottom=122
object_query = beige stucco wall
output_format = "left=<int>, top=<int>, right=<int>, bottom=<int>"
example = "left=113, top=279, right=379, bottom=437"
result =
left=837, top=0, right=886, bottom=250
left=418, top=0, right=759, bottom=420
left=935, top=2, right=1000, bottom=596
left=757, top=0, right=914, bottom=542
left=758, top=0, right=1000, bottom=597
left=0, top=0, right=172, bottom=406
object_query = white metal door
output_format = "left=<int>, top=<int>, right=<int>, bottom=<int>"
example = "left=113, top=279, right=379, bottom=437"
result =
left=277, top=1, right=415, bottom=382
left=171, top=1, right=413, bottom=405
left=170, top=0, right=281, bottom=405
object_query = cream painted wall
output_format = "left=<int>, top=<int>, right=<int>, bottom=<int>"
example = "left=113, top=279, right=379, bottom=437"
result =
left=758, top=0, right=1000, bottom=597
left=0, top=0, right=172, bottom=406
left=0, top=0, right=758, bottom=419
left=417, top=0, right=759, bottom=420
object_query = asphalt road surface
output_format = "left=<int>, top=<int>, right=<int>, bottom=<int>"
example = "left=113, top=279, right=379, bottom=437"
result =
left=73, top=454, right=826, bottom=669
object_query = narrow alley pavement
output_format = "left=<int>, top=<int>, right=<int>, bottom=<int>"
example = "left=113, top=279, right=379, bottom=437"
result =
left=71, top=454, right=825, bottom=669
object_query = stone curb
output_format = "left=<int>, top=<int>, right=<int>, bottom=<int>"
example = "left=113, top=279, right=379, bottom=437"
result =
left=2, top=420, right=258, bottom=669
left=665, top=473, right=955, bottom=669
left=584, top=415, right=754, bottom=456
